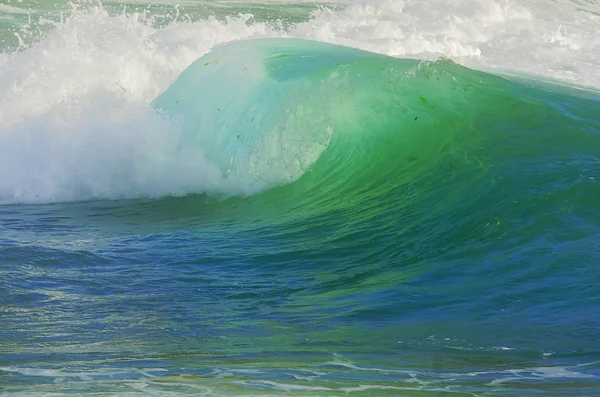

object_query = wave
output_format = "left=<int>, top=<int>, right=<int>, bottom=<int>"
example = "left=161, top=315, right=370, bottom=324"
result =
left=150, top=39, right=599, bottom=218
left=0, top=1, right=599, bottom=204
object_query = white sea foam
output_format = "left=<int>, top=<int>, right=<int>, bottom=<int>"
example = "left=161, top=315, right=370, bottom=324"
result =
left=0, top=4, right=27, bottom=14
left=1, top=360, right=597, bottom=396
left=0, top=0, right=598, bottom=204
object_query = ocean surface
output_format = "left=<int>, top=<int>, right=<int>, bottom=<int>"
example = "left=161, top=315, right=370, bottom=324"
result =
left=1, top=0, right=600, bottom=396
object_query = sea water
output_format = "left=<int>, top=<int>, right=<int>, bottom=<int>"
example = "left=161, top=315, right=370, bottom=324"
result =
left=1, top=0, right=599, bottom=396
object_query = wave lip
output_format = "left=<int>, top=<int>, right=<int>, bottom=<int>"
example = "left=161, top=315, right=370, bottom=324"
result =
left=151, top=38, right=381, bottom=193
left=151, top=38, right=501, bottom=204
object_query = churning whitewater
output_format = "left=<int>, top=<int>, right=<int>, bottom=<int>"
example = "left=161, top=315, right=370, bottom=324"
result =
left=1, top=1, right=599, bottom=396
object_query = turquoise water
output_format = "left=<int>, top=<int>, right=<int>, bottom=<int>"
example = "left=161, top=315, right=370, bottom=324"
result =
left=1, top=1, right=600, bottom=396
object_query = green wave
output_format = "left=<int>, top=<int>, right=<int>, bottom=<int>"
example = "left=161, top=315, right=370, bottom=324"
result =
left=152, top=38, right=600, bottom=229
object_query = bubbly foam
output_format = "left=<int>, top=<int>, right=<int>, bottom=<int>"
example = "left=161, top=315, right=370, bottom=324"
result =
left=0, top=0, right=598, bottom=204
left=0, top=4, right=27, bottom=14
left=2, top=360, right=597, bottom=396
